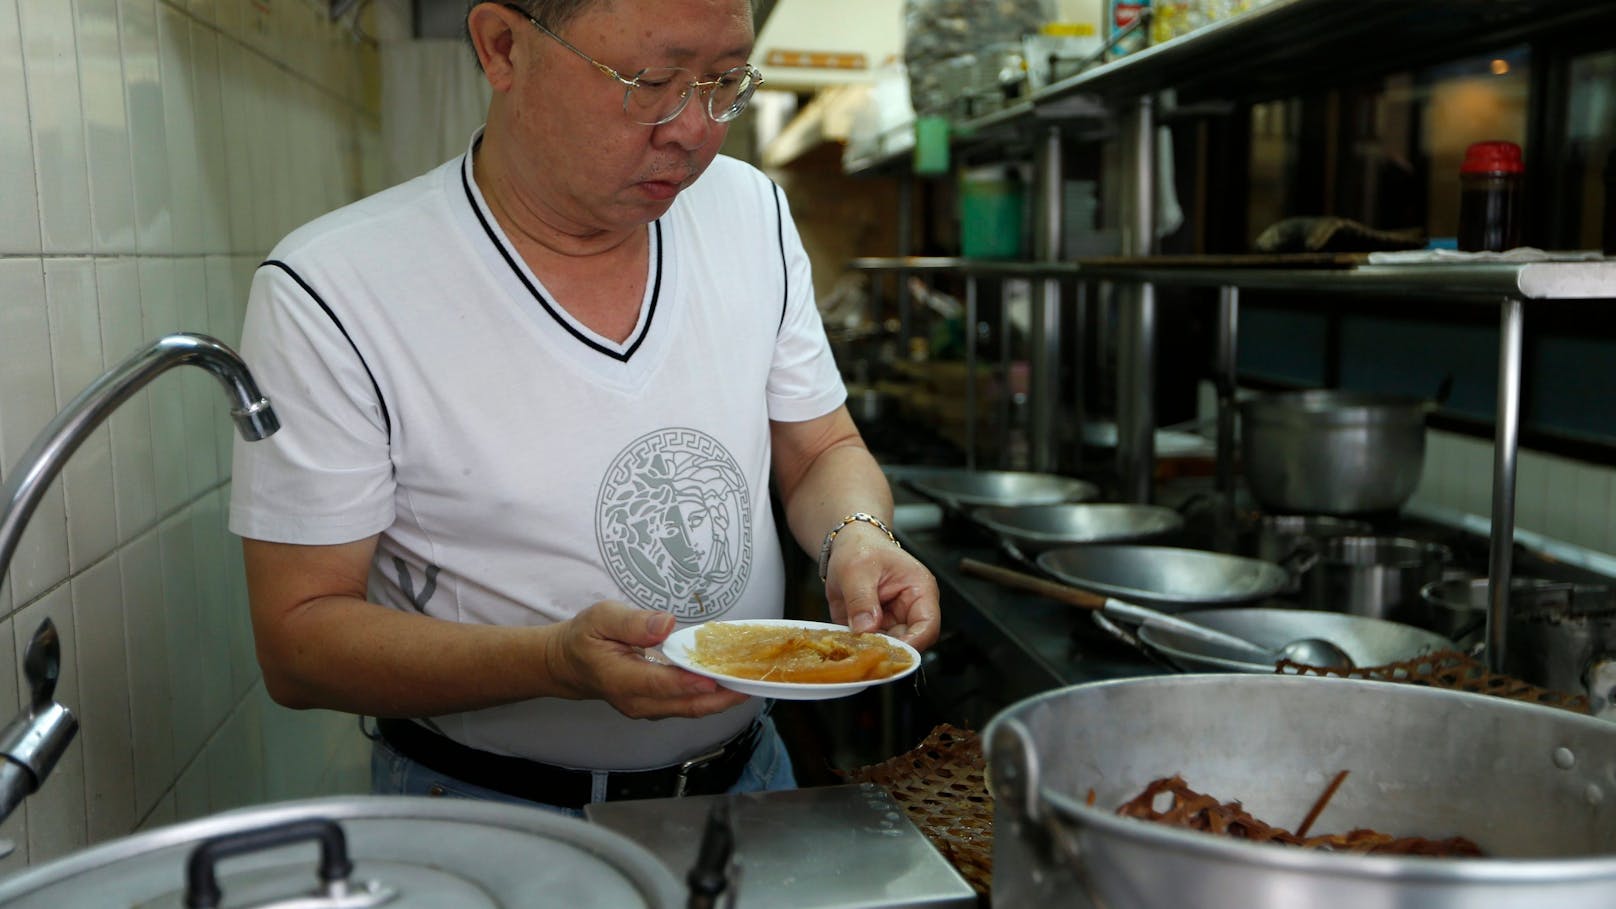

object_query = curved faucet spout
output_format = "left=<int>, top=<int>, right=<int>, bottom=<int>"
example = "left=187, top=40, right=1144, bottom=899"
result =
left=0, top=332, right=280, bottom=586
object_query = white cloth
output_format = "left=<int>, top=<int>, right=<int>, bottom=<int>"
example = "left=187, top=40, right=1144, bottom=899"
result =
left=229, top=136, right=845, bottom=770
left=1366, top=248, right=1607, bottom=264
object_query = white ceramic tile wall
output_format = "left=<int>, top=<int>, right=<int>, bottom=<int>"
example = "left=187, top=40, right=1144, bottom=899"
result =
left=0, top=0, right=43, bottom=256
left=0, top=0, right=379, bottom=871
left=1410, top=429, right=1616, bottom=555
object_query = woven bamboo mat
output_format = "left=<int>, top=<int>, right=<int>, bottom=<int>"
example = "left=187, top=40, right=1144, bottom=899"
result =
left=846, top=724, right=993, bottom=896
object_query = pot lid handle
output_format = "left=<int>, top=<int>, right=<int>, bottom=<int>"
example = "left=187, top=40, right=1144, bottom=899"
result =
left=184, top=817, right=397, bottom=909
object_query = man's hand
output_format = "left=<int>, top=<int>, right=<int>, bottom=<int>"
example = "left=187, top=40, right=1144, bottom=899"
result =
left=822, top=522, right=940, bottom=651
left=549, top=601, right=752, bottom=719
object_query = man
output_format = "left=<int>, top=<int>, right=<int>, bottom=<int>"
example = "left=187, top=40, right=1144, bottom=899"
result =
left=228, top=0, right=940, bottom=815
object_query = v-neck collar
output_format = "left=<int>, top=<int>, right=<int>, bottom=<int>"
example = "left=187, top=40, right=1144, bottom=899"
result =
left=458, top=138, right=664, bottom=363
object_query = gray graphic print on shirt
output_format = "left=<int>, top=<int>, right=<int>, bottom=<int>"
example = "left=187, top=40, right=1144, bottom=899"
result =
left=596, top=428, right=752, bottom=619
left=392, top=557, right=441, bottom=612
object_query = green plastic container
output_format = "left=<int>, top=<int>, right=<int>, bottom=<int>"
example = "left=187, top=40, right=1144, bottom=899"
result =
left=913, top=116, right=951, bottom=175
left=959, top=171, right=1025, bottom=259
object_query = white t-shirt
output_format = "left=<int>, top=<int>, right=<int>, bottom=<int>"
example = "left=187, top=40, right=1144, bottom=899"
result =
left=228, top=135, right=846, bottom=770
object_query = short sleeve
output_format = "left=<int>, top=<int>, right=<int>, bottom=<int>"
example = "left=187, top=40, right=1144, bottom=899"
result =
left=227, top=262, right=396, bottom=544
left=765, top=184, right=847, bottom=422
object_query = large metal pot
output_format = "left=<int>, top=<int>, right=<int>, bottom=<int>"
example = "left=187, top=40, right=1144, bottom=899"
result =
left=985, top=674, right=1616, bottom=909
left=1240, top=390, right=1431, bottom=515
left=0, top=795, right=683, bottom=907
left=1418, top=577, right=1609, bottom=648
left=1303, top=535, right=1451, bottom=623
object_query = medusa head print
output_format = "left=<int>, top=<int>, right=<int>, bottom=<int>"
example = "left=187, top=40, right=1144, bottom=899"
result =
left=596, top=428, right=753, bottom=619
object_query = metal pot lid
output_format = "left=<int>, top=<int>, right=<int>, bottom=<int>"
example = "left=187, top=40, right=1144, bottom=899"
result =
left=907, top=469, right=1101, bottom=508
left=0, top=796, right=683, bottom=908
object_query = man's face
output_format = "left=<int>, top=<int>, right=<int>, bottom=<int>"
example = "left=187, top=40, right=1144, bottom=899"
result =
left=501, top=0, right=755, bottom=233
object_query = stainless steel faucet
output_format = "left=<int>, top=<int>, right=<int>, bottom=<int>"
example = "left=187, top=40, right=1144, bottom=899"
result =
left=0, top=332, right=280, bottom=832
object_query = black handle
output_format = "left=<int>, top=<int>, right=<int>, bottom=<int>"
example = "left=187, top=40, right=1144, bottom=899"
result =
left=686, top=802, right=733, bottom=909
left=184, top=817, right=353, bottom=908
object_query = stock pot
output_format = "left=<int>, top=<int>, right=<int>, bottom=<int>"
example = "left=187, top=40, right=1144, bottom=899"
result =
left=1240, top=390, right=1431, bottom=515
left=0, top=795, right=682, bottom=907
left=985, top=674, right=1616, bottom=909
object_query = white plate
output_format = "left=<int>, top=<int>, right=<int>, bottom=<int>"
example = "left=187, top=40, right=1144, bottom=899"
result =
left=660, top=619, right=921, bottom=701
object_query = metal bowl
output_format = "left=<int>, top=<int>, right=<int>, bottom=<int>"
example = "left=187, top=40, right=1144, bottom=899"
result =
left=1240, top=389, right=1430, bottom=515
left=1035, top=544, right=1291, bottom=613
left=906, top=469, right=1101, bottom=509
left=972, top=504, right=1184, bottom=553
left=1137, top=607, right=1455, bottom=673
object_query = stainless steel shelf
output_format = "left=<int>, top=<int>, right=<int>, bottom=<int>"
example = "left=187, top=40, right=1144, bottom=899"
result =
left=848, top=256, right=1616, bottom=301
left=1036, top=0, right=1616, bottom=106
left=845, top=254, right=1616, bottom=676
left=847, top=0, right=1616, bottom=176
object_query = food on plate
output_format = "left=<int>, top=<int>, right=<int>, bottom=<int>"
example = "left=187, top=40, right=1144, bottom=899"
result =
left=1111, top=773, right=1485, bottom=857
left=692, top=623, right=915, bottom=684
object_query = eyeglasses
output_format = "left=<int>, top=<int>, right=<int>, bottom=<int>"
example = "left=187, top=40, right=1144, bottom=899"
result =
left=502, top=4, right=764, bottom=126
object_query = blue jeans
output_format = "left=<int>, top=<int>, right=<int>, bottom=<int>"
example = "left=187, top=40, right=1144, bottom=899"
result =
left=370, top=716, right=797, bottom=819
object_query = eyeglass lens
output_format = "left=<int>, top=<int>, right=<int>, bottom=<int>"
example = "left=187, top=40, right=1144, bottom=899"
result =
left=624, top=66, right=759, bottom=125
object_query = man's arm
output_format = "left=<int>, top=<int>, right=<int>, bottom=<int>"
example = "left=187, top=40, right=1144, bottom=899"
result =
left=770, top=406, right=940, bottom=650
left=242, top=536, right=748, bottom=718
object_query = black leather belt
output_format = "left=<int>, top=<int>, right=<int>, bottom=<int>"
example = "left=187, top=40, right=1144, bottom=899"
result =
left=376, top=717, right=763, bottom=809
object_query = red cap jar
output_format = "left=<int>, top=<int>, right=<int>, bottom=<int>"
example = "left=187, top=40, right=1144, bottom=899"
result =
left=1457, top=141, right=1524, bottom=252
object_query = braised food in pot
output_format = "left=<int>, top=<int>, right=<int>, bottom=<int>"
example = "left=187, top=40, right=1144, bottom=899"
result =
left=1111, top=773, right=1485, bottom=857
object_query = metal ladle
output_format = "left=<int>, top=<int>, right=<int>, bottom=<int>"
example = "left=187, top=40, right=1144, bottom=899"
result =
left=959, top=558, right=1355, bottom=669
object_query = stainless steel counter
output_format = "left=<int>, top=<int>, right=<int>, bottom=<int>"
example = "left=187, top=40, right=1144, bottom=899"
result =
left=586, top=783, right=977, bottom=909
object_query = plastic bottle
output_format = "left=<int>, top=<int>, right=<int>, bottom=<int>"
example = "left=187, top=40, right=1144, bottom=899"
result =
left=1457, top=141, right=1523, bottom=253
left=1109, top=0, right=1152, bottom=57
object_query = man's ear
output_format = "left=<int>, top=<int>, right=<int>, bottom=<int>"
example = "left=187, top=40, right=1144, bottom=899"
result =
left=466, top=3, right=521, bottom=92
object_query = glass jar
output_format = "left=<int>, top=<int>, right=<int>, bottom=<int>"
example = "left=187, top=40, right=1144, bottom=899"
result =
left=1457, top=140, right=1524, bottom=252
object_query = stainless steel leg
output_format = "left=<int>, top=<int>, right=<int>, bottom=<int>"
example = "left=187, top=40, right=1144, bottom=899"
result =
left=1215, top=286, right=1240, bottom=514
left=965, top=276, right=978, bottom=469
left=1486, top=296, right=1525, bottom=673
left=1031, top=278, right=1061, bottom=472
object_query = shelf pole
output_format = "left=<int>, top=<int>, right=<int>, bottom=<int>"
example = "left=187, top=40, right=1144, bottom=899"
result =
left=1215, top=286, right=1240, bottom=533
left=1031, top=125, right=1065, bottom=472
left=1486, top=296, right=1525, bottom=674
left=1117, top=95, right=1158, bottom=502
left=965, top=276, right=979, bottom=469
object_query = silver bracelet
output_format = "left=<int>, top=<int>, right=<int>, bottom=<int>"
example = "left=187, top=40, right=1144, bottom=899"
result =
left=818, top=512, right=900, bottom=581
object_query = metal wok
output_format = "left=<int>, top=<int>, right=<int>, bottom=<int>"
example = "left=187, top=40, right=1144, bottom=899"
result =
left=1035, top=545, right=1291, bottom=613
left=986, top=674, right=1616, bottom=909
left=905, top=469, right=1101, bottom=509
left=1137, top=607, right=1454, bottom=672
left=971, top=503, right=1184, bottom=554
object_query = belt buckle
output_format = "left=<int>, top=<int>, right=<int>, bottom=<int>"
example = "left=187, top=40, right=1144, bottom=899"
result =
left=673, top=743, right=729, bottom=797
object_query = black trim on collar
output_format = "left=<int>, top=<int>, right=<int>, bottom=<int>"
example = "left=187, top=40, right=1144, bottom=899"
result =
left=459, top=156, right=660, bottom=363
left=771, top=181, right=787, bottom=332
left=259, top=259, right=393, bottom=440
